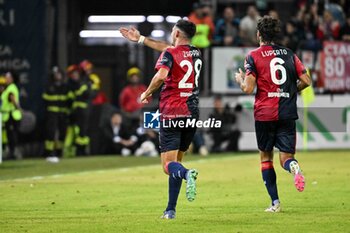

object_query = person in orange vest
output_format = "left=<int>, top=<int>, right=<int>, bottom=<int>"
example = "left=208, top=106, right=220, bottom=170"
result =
left=188, top=2, right=215, bottom=48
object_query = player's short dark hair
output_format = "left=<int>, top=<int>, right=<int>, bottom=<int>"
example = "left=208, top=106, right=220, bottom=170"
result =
left=257, top=15, right=281, bottom=43
left=175, top=19, right=196, bottom=39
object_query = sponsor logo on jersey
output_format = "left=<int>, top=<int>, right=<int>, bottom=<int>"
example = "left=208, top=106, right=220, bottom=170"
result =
left=268, top=88, right=290, bottom=98
left=180, top=92, right=192, bottom=97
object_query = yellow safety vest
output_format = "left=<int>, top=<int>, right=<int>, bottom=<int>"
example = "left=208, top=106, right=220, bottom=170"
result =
left=1, top=83, right=22, bottom=122
left=191, top=24, right=210, bottom=48
left=89, top=73, right=101, bottom=91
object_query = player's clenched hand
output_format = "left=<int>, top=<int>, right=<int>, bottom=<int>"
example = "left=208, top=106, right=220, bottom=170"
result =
left=119, top=27, right=140, bottom=42
left=235, top=68, right=244, bottom=84
left=140, top=92, right=151, bottom=104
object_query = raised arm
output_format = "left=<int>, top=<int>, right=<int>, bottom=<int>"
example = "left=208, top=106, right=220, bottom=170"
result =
left=119, top=27, right=171, bottom=52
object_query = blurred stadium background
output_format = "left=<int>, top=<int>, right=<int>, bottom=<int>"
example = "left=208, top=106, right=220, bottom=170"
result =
left=1, top=0, right=350, bottom=232
left=1, top=0, right=350, bottom=160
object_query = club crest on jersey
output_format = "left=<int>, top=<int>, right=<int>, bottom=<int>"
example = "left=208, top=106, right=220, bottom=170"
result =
left=161, top=56, right=169, bottom=63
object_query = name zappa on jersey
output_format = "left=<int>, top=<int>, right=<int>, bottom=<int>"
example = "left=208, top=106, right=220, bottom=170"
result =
left=183, top=50, right=200, bottom=58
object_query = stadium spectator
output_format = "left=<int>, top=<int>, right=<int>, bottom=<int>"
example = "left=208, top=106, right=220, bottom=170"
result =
left=282, top=20, right=300, bottom=52
left=316, top=10, right=341, bottom=41
left=42, top=66, right=71, bottom=163
left=239, top=5, right=261, bottom=46
left=119, top=67, right=149, bottom=121
left=1, top=71, right=22, bottom=160
left=134, top=113, right=159, bottom=157
left=191, top=131, right=208, bottom=156
left=102, top=112, right=138, bottom=156
left=268, top=10, right=283, bottom=44
left=297, top=4, right=322, bottom=51
left=339, top=13, right=350, bottom=41
left=214, top=6, right=241, bottom=46
left=209, top=95, right=240, bottom=152
left=188, top=2, right=215, bottom=48
left=268, top=9, right=279, bottom=20
left=325, top=1, right=345, bottom=27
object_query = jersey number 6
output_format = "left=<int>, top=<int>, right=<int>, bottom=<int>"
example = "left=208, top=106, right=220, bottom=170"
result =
left=270, top=57, right=287, bottom=85
left=179, top=59, right=202, bottom=89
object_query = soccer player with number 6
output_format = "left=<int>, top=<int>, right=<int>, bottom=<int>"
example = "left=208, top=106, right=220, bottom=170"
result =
left=120, top=20, right=202, bottom=219
left=235, top=16, right=312, bottom=212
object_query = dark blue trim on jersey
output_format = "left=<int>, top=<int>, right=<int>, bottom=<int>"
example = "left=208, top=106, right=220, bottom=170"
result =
left=159, top=51, right=174, bottom=70
left=245, top=54, right=257, bottom=77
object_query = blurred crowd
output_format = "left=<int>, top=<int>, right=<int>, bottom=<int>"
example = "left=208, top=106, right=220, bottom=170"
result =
left=1, top=62, right=245, bottom=161
left=2, top=0, right=349, bottom=161
left=188, top=0, right=350, bottom=51
left=41, top=63, right=162, bottom=162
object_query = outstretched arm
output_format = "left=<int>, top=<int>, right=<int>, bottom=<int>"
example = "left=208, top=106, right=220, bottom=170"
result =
left=119, top=27, right=171, bottom=52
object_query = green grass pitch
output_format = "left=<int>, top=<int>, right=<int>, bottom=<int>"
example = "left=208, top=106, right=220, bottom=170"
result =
left=0, top=151, right=349, bottom=233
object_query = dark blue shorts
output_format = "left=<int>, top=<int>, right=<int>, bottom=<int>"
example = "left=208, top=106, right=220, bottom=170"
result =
left=159, top=118, right=197, bottom=153
left=255, top=120, right=296, bottom=154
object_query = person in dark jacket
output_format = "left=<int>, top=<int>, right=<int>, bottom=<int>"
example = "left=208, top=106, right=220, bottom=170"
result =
left=214, top=6, right=241, bottom=46
left=42, top=66, right=71, bottom=162
left=101, top=112, right=138, bottom=156
left=66, top=64, right=92, bottom=156
left=209, top=95, right=240, bottom=152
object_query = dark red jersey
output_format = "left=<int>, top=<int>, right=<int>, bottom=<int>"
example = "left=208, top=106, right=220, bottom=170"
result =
left=155, top=44, right=202, bottom=120
left=244, top=45, right=306, bottom=121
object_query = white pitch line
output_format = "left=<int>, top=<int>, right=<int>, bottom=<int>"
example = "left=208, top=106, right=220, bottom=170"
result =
left=0, top=154, right=256, bottom=182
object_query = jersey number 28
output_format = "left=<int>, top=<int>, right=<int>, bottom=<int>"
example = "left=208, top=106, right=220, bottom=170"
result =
left=179, top=59, right=202, bottom=89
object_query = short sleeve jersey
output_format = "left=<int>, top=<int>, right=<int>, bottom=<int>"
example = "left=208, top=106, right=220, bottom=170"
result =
left=155, top=45, right=202, bottom=120
left=244, top=44, right=306, bottom=121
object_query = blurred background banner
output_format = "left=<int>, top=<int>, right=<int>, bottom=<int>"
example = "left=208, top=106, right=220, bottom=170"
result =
left=0, top=0, right=47, bottom=115
left=320, top=41, right=350, bottom=92
left=212, top=47, right=254, bottom=93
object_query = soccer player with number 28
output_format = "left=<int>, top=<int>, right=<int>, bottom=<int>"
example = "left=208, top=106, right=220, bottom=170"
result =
left=120, top=20, right=202, bottom=219
left=235, top=16, right=312, bottom=212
